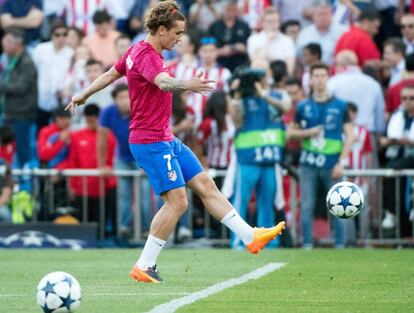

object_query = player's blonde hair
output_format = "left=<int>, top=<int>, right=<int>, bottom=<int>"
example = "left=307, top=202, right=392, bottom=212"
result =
left=144, top=1, right=186, bottom=35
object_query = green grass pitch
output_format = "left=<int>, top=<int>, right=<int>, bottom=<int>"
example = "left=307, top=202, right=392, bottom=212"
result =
left=0, top=249, right=413, bottom=313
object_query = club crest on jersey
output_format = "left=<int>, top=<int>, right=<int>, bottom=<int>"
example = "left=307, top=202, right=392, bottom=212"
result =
left=168, top=170, right=177, bottom=181
left=126, top=55, right=133, bottom=69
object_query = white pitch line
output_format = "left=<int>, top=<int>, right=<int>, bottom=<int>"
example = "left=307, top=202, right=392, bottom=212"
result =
left=147, top=262, right=286, bottom=313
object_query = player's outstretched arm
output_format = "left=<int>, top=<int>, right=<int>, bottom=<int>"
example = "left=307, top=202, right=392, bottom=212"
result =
left=154, top=71, right=215, bottom=94
left=65, top=66, right=122, bottom=114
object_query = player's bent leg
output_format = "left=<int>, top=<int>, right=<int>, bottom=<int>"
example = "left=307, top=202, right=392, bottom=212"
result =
left=151, top=187, right=188, bottom=240
left=130, top=187, right=188, bottom=283
left=186, top=172, right=285, bottom=254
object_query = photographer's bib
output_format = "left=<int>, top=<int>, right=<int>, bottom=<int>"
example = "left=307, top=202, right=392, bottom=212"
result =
left=295, top=97, right=349, bottom=169
left=235, top=95, right=285, bottom=165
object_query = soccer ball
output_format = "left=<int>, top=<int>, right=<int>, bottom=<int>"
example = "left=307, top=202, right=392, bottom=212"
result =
left=326, top=181, right=364, bottom=219
left=36, top=272, right=81, bottom=312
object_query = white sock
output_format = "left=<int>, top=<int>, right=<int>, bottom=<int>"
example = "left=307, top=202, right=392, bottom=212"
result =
left=221, top=209, right=254, bottom=244
left=136, top=234, right=166, bottom=269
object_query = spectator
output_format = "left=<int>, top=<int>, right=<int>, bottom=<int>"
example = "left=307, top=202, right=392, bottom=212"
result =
left=238, top=0, right=272, bottom=31
left=272, top=0, right=314, bottom=26
left=281, top=20, right=301, bottom=44
left=401, top=14, right=414, bottom=55
left=335, top=10, right=381, bottom=67
left=68, top=104, right=117, bottom=236
left=345, top=101, right=373, bottom=244
left=281, top=78, right=303, bottom=223
left=97, top=84, right=136, bottom=238
left=38, top=107, right=72, bottom=170
left=66, top=27, right=85, bottom=50
left=386, top=53, right=414, bottom=117
left=296, top=2, right=347, bottom=65
left=284, top=77, right=304, bottom=126
left=115, top=34, right=131, bottom=59
left=60, top=0, right=107, bottom=35
left=71, top=59, right=113, bottom=129
left=287, top=63, right=353, bottom=248
left=189, top=0, right=222, bottom=32
left=284, top=78, right=304, bottom=166
left=380, top=85, right=414, bottom=237
left=189, top=37, right=232, bottom=127
left=208, top=0, right=251, bottom=72
left=0, top=28, right=37, bottom=168
left=113, top=34, right=131, bottom=86
left=33, top=21, right=74, bottom=132
left=269, top=60, right=291, bottom=105
left=383, top=37, right=406, bottom=86
left=82, top=10, right=121, bottom=69
left=269, top=59, right=292, bottom=213
left=170, top=33, right=199, bottom=78
left=301, top=43, right=322, bottom=95
left=347, top=102, right=373, bottom=184
left=197, top=91, right=235, bottom=172
left=328, top=50, right=385, bottom=135
left=85, top=59, right=113, bottom=107
left=0, top=0, right=43, bottom=47
left=37, top=107, right=72, bottom=216
left=230, top=59, right=289, bottom=248
left=62, top=45, right=92, bottom=105
left=247, top=7, right=296, bottom=74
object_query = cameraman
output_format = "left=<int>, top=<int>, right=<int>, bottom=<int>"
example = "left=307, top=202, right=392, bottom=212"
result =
left=229, top=59, right=291, bottom=249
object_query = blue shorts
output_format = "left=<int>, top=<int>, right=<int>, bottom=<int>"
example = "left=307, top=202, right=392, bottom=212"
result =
left=129, top=138, right=203, bottom=195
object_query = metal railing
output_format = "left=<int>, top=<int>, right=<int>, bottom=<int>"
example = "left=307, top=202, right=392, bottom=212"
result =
left=7, top=168, right=146, bottom=241
left=4, top=168, right=414, bottom=247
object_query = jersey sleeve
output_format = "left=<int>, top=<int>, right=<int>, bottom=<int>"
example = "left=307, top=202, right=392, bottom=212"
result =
left=136, top=50, right=168, bottom=83
left=114, top=46, right=133, bottom=76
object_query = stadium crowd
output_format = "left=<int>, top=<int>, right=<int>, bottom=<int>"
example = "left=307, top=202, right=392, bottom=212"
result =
left=0, top=0, right=413, bottom=247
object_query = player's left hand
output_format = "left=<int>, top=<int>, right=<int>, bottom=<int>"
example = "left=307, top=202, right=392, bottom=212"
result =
left=186, top=70, right=216, bottom=94
left=65, top=94, right=87, bottom=114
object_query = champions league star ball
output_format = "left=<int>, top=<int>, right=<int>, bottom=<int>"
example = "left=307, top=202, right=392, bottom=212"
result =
left=36, top=272, right=81, bottom=313
left=326, top=181, right=364, bottom=219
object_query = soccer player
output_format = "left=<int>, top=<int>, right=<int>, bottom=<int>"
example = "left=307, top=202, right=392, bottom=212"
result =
left=66, top=0, right=285, bottom=283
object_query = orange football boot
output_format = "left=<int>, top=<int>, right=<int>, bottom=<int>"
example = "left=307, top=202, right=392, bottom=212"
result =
left=246, top=221, right=286, bottom=254
left=130, top=265, right=163, bottom=283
